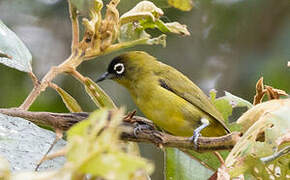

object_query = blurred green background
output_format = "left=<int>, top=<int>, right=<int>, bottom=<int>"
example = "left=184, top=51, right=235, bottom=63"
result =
left=0, top=0, right=289, bottom=179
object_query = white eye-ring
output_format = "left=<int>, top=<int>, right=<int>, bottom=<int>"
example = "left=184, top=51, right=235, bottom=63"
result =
left=114, top=63, right=125, bottom=74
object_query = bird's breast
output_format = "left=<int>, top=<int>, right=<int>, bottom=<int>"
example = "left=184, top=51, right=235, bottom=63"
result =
left=131, top=84, right=197, bottom=136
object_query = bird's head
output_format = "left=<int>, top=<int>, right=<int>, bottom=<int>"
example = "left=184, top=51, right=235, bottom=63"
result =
left=96, top=51, right=157, bottom=88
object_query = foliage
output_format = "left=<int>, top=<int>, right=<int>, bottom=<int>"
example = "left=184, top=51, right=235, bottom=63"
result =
left=165, top=148, right=213, bottom=180
left=224, top=99, right=290, bottom=179
left=0, top=20, right=32, bottom=72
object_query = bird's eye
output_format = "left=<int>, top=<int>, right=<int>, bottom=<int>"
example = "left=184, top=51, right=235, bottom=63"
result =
left=114, top=63, right=125, bottom=74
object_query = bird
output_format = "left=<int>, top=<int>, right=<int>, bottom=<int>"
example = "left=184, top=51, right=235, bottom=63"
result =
left=96, top=51, right=230, bottom=143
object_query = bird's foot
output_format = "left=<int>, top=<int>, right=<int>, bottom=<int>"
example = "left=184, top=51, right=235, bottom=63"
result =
left=189, top=130, right=200, bottom=148
left=189, top=118, right=210, bottom=149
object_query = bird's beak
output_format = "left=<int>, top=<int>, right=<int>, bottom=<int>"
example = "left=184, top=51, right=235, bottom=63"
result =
left=95, top=72, right=114, bottom=83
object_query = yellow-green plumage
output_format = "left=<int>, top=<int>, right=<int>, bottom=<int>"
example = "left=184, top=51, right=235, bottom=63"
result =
left=101, top=51, right=230, bottom=137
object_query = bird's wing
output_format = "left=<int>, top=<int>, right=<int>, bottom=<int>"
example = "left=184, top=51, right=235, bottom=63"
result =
left=156, top=65, right=229, bottom=132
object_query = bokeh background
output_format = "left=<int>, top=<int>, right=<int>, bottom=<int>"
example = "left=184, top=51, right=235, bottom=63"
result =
left=0, top=0, right=289, bottom=179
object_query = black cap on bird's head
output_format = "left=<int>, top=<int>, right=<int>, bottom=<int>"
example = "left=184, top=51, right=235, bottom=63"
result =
left=96, top=51, right=157, bottom=85
left=95, top=56, right=126, bottom=83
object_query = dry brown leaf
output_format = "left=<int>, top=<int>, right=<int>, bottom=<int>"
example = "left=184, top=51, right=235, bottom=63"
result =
left=253, top=77, right=288, bottom=105
left=253, top=77, right=266, bottom=105
left=100, top=0, right=120, bottom=51
left=265, top=85, right=288, bottom=100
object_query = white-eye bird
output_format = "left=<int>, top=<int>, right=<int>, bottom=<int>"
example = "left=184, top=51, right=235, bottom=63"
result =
left=96, top=51, right=230, bottom=143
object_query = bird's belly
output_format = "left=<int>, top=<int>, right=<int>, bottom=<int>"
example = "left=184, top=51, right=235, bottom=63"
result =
left=134, top=90, right=200, bottom=137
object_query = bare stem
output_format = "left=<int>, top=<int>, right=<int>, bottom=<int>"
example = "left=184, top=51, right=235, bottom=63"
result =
left=19, top=66, right=62, bottom=110
left=19, top=0, right=85, bottom=111
left=28, top=72, right=40, bottom=87
left=84, top=38, right=150, bottom=60
left=68, top=0, right=79, bottom=51
left=35, top=148, right=67, bottom=165
left=70, top=69, right=87, bottom=83
left=213, top=151, right=225, bottom=164
left=35, top=129, right=63, bottom=171
left=48, top=82, right=59, bottom=90
left=19, top=47, right=85, bottom=110
left=260, top=145, right=290, bottom=163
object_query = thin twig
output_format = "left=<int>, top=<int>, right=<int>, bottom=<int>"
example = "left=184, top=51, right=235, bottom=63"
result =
left=48, top=82, right=59, bottom=90
left=0, top=108, right=241, bottom=152
left=19, top=0, right=84, bottom=111
left=35, top=129, right=63, bottom=171
left=70, top=69, right=87, bottom=83
left=213, top=151, right=225, bottom=164
left=260, top=145, right=290, bottom=163
left=19, top=66, right=62, bottom=110
left=84, top=38, right=150, bottom=60
left=0, top=51, right=12, bottom=59
left=68, top=0, right=79, bottom=51
left=35, top=147, right=67, bottom=164
left=28, top=72, right=40, bottom=87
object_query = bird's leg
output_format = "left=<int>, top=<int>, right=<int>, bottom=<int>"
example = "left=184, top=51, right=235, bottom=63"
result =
left=189, top=118, right=210, bottom=148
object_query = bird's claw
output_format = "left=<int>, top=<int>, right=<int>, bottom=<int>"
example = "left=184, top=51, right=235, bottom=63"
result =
left=189, top=130, right=200, bottom=149
left=189, top=118, right=210, bottom=149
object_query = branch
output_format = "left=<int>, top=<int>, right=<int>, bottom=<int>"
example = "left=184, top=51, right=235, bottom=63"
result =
left=0, top=108, right=241, bottom=152
left=19, top=66, right=63, bottom=110
left=260, top=145, right=290, bottom=163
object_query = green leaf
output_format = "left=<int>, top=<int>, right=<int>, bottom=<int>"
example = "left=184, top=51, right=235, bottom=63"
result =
left=79, top=152, right=153, bottom=179
left=67, top=109, right=108, bottom=143
left=83, top=77, right=116, bottom=109
left=0, top=113, right=66, bottom=171
left=210, top=90, right=233, bottom=121
left=0, top=20, right=32, bottom=72
left=120, top=1, right=164, bottom=25
left=119, top=1, right=189, bottom=46
left=163, top=22, right=190, bottom=36
left=210, top=90, right=252, bottom=124
left=146, top=34, right=167, bottom=47
left=165, top=148, right=214, bottom=180
left=213, top=98, right=233, bottom=122
left=220, top=91, right=253, bottom=109
left=67, top=109, right=153, bottom=179
left=118, top=21, right=167, bottom=47
left=168, top=0, right=193, bottom=11
left=54, top=86, right=83, bottom=113
left=225, top=99, right=290, bottom=178
left=209, top=90, right=242, bottom=131
left=118, top=23, right=151, bottom=43
left=188, top=150, right=229, bottom=170
left=139, top=19, right=190, bottom=36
